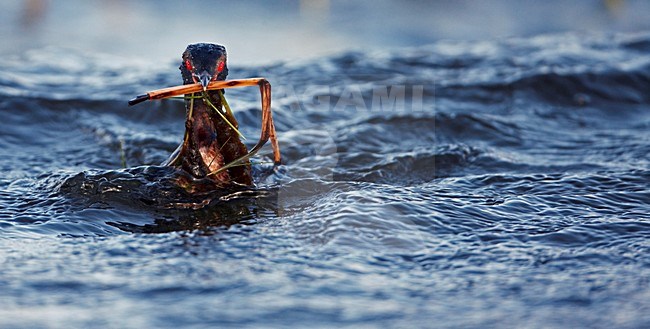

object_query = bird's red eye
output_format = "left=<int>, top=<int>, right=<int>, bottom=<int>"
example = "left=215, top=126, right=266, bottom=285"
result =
left=184, top=60, right=192, bottom=71
left=217, top=61, right=225, bottom=73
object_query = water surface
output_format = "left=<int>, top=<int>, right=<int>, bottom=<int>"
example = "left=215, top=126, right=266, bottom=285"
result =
left=1, top=32, right=649, bottom=328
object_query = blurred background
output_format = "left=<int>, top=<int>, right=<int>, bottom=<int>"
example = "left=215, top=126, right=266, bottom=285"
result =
left=1, top=0, right=650, bottom=65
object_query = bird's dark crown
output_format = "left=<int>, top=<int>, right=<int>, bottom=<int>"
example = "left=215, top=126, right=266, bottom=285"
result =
left=180, top=43, right=229, bottom=86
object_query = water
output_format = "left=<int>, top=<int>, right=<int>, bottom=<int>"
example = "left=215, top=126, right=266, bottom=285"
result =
left=1, top=32, right=649, bottom=328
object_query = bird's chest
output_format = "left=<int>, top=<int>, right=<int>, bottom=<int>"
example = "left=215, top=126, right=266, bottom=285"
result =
left=175, top=96, right=252, bottom=185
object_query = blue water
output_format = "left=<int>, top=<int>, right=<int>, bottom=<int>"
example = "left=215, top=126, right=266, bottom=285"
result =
left=1, top=32, right=649, bottom=328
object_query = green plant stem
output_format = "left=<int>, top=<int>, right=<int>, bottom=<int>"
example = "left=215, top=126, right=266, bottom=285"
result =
left=202, top=91, right=246, bottom=140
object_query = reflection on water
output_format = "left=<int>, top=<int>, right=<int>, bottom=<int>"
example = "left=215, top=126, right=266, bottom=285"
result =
left=0, top=30, right=649, bottom=327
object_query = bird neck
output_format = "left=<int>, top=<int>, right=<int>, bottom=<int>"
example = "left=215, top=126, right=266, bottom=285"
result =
left=179, top=91, right=227, bottom=180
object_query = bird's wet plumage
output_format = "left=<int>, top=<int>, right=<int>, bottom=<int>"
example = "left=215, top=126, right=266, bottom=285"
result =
left=164, top=43, right=252, bottom=186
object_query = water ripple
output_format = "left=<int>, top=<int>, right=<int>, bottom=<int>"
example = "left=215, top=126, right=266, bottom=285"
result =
left=1, top=31, right=649, bottom=328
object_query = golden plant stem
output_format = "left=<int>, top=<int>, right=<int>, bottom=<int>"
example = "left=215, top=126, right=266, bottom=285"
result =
left=129, top=78, right=282, bottom=167
left=129, top=78, right=268, bottom=104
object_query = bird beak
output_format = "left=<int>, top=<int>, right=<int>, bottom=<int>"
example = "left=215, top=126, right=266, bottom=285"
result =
left=198, top=70, right=212, bottom=91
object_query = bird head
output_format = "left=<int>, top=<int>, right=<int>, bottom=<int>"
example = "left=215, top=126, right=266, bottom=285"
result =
left=180, top=43, right=229, bottom=90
